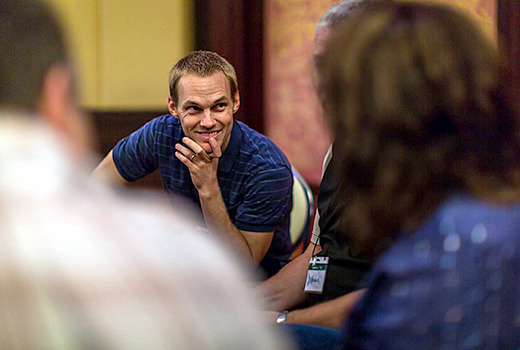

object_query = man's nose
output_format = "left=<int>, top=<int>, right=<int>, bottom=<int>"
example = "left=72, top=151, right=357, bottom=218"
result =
left=200, top=111, right=216, bottom=128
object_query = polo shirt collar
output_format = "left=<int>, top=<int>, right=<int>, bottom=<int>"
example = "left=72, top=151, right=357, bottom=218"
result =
left=219, top=120, right=241, bottom=173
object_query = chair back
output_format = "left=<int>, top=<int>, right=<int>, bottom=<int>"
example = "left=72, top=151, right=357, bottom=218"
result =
left=289, top=167, right=314, bottom=258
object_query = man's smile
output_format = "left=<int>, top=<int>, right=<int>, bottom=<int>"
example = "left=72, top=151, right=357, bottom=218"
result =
left=196, top=130, right=221, bottom=140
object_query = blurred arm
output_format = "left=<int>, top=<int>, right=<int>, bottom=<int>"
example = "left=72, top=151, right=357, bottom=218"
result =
left=285, top=289, right=366, bottom=329
left=91, top=150, right=127, bottom=184
left=257, top=242, right=321, bottom=311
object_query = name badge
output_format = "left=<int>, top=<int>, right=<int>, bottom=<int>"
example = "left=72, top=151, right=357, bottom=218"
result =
left=304, top=256, right=329, bottom=294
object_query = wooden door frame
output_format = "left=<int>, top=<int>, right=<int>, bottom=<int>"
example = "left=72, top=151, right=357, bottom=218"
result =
left=195, top=0, right=264, bottom=133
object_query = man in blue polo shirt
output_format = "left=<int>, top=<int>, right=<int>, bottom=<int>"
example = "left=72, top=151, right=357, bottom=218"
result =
left=93, top=51, right=293, bottom=278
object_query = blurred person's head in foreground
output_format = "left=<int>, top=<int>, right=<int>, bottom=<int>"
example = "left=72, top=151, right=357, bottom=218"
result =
left=0, top=202, right=292, bottom=350
left=319, top=1, right=520, bottom=257
left=313, top=0, right=392, bottom=96
left=0, top=1, right=293, bottom=349
left=0, top=0, right=93, bottom=163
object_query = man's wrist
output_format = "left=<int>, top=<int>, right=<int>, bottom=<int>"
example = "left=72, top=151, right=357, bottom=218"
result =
left=276, top=310, right=289, bottom=324
left=197, top=184, right=220, bottom=199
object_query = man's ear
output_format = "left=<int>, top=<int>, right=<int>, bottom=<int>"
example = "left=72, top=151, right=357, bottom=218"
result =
left=38, top=64, right=73, bottom=130
left=38, top=64, right=93, bottom=160
left=168, top=96, right=179, bottom=118
left=232, top=91, right=240, bottom=114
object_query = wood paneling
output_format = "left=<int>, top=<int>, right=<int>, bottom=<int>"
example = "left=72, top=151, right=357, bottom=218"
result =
left=195, top=0, right=265, bottom=133
left=90, top=110, right=166, bottom=189
left=498, top=0, right=520, bottom=83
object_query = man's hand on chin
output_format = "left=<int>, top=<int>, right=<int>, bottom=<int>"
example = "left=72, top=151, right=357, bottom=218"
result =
left=174, top=137, right=222, bottom=193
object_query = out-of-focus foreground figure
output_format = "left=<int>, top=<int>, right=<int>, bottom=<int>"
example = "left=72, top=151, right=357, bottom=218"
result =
left=319, top=2, right=520, bottom=349
left=0, top=1, right=292, bottom=349
left=257, top=0, right=391, bottom=331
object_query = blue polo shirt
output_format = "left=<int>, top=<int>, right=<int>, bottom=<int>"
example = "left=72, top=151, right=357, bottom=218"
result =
left=112, top=115, right=293, bottom=277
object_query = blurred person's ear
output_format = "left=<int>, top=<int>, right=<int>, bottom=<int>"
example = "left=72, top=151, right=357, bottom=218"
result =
left=38, top=64, right=93, bottom=162
left=38, top=64, right=72, bottom=125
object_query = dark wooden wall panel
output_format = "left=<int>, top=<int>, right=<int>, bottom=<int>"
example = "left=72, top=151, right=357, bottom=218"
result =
left=90, top=110, right=166, bottom=189
left=195, top=0, right=265, bottom=134
left=498, top=0, right=520, bottom=85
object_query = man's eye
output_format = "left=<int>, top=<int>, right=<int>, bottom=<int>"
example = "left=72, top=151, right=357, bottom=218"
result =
left=214, top=103, right=227, bottom=110
left=187, top=106, right=200, bottom=112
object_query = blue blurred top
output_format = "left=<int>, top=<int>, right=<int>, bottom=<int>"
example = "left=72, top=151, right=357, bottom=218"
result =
left=345, top=194, right=520, bottom=349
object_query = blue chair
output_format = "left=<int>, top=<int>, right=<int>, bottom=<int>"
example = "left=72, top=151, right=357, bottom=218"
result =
left=289, top=167, right=314, bottom=258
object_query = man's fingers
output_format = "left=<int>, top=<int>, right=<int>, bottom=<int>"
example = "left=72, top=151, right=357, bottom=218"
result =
left=182, top=137, right=203, bottom=153
left=182, top=137, right=212, bottom=161
left=175, top=151, right=193, bottom=167
left=209, top=138, right=222, bottom=158
left=175, top=143, right=195, bottom=160
left=177, top=137, right=220, bottom=162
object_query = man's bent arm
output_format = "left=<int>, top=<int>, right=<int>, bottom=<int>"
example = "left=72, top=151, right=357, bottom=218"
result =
left=177, top=137, right=277, bottom=266
left=199, top=183, right=273, bottom=265
left=91, top=150, right=128, bottom=184
left=256, top=242, right=321, bottom=311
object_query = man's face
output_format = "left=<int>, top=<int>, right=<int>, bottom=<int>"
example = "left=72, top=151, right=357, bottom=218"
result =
left=168, top=72, right=239, bottom=154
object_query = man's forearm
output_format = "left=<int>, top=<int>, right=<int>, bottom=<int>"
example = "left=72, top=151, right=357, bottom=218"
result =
left=257, top=243, right=320, bottom=311
left=91, top=149, right=128, bottom=185
left=285, top=289, right=366, bottom=329
left=199, top=187, right=258, bottom=264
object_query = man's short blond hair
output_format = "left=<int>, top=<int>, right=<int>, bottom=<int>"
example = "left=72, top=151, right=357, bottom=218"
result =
left=168, top=51, right=238, bottom=104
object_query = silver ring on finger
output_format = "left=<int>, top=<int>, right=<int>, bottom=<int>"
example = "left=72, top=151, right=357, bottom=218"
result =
left=190, top=154, right=196, bottom=161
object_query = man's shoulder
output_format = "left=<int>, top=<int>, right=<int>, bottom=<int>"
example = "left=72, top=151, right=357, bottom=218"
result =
left=135, top=114, right=182, bottom=144
left=146, top=114, right=181, bottom=131
left=234, top=121, right=291, bottom=170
